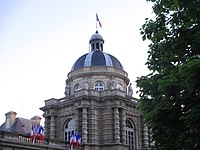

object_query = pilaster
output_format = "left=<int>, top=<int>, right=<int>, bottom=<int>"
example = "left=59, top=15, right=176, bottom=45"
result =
left=114, top=107, right=120, bottom=143
left=82, top=108, right=88, bottom=144
left=121, top=109, right=126, bottom=144
left=50, top=115, right=55, bottom=139
left=75, top=108, right=80, bottom=132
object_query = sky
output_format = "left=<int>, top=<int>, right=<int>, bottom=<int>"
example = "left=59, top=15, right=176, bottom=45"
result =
left=0, top=0, right=153, bottom=125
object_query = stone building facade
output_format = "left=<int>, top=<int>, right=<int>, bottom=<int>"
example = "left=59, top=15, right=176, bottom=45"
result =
left=40, top=31, right=149, bottom=150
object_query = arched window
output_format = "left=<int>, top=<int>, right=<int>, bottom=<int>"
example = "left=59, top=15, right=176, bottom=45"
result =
left=94, top=82, right=104, bottom=92
left=74, top=84, right=81, bottom=91
left=91, top=43, right=95, bottom=50
left=96, top=43, right=99, bottom=50
left=100, top=43, right=103, bottom=51
left=64, top=118, right=75, bottom=142
left=125, top=119, right=136, bottom=149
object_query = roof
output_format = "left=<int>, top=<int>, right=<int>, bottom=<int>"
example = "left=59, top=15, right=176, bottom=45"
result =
left=0, top=118, right=35, bottom=135
left=71, top=50, right=124, bottom=71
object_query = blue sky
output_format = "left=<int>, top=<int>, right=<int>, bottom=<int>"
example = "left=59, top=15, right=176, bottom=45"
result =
left=0, top=0, right=153, bottom=125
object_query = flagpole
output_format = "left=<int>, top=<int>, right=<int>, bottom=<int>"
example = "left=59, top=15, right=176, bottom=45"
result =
left=96, top=17, right=98, bottom=32
left=33, top=125, right=36, bottom=143
left=33, top=134, right=36, bottom=143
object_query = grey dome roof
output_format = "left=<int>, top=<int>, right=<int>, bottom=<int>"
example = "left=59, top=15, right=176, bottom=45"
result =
left=71, top=50, right=124, bottom=71
left=71, top=31, right=124, bottom=71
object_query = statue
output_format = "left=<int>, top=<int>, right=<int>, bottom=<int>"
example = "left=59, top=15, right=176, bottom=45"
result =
left=109, top=81, right=116, bottom=89
left=65, top=83, right=71, bottom=96
left=83, top=82, right=88, bottom=89
left=108, top=77, right=116, bottom=89
left=128, top=83, right=133, bottom=97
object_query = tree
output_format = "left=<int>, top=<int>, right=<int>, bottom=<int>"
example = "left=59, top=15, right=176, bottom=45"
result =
left=136, top=0, right=200, bottom=149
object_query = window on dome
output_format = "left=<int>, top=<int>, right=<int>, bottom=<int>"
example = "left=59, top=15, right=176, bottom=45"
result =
left=74, top=84, right=81, bottom=91
left=101, top=43, right=103, bottom=51
left=94, top=82, right=104, bottom=92
left=64, top=118, right=75, bottom=142
left=125, top=118, right=136, bottom=149
left=92, top=43, right=94, bottom=50
left=96, top=43, right=99, bottom=50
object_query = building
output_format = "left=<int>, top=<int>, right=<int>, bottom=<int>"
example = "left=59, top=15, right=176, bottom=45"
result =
left=40, top=31, right=149, bottom=150
left=0, top=111, right=61, bottom=150
left=0, top=111, right=41, bottom=135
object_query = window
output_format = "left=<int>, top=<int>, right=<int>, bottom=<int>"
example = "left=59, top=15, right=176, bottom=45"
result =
left=74, top=84, right=81, bottom=91
left=94, top=82, right=104, bottom=92
left=64, top=118, right=75, bottom=142
left=101, top=43, right=103, bottom=51
left=96, top=43, right=99, bottom=50
left=125, top=119, right=135, bottom=149
left=92, top=43, right=95, bottom=50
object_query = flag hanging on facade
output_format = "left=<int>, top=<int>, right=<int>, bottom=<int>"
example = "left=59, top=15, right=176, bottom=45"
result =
left=39, top=126, right=45, bottom=141
left=30, top=125, right=34, bottom=139
left=96, top=13, right=102, bottom=28
left=76, top=132, right=81, bottom=148
left=70, top=133, right=74, bottom=149
left=30, top=124, right=38, bottom=143
left=30, top=125, right=44, bottom=143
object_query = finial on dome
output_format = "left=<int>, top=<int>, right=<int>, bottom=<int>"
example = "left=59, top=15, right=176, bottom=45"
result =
left=95, top=30, right=98, bottom=34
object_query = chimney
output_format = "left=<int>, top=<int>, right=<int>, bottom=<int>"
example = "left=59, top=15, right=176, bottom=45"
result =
left=5, top=111, right=17, bottom=129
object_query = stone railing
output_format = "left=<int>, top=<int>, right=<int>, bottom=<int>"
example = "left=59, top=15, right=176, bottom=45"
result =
left=44, top=97, right=65, bottom=106
left=0, top=130, right=72, bottom=150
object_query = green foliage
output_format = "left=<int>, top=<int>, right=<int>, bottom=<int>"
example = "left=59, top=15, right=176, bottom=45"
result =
left=137, top=0, right=200, bottom=149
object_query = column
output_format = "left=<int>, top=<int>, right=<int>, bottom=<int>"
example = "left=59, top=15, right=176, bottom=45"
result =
left=121, top=109, right=126, bottom=144
left=44, top=117, right=48, bottom=137
left=114, top=107, right=120, bottom=143
left=82, top=108, right=88, bottom=144
left=50, top=115, right=55, bottom=139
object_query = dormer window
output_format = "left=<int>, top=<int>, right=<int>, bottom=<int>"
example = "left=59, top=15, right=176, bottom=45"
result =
left=94, top=82, right=104, bottom=92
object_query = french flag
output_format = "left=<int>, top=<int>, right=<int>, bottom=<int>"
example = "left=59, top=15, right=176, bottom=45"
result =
left=39, top=126, right=45, bottom=141
left=70, top=133, right=75, bottom=149
left=96, top=13, right=102, bottom=27
left=76, top=132, right=81, bottom=148
left=30, top=125, right=34, bottom=139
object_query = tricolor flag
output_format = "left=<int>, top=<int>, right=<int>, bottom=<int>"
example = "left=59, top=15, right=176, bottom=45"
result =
left=30, top=125, right=34, bottom=139
left=30, top=124, right=38, bottom=143
left=39, top=126, right=45, bottom=141
left=96, top=13, right=102, bottom=27
left=70, top=133, right=74, bottom=149
left=76, top=132, right=81, bottom=148
left=30, top=125, right=44, bottom=143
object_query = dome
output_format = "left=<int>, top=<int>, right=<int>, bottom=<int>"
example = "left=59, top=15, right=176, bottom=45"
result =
left=71, top=31, right=124, bottom=71
left=71, top=50, right=124, bottom=71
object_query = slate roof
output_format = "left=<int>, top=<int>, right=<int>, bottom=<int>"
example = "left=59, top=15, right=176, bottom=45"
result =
left=0, top=117, right=34, bottom=135
left=71, top=50, right=124, bottom=71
